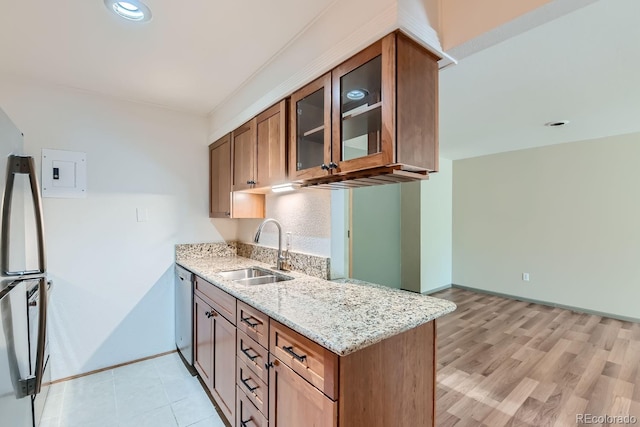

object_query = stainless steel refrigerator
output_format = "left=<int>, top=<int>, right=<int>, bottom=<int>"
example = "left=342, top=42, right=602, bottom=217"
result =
left=0, top=108, right=51, bottom=427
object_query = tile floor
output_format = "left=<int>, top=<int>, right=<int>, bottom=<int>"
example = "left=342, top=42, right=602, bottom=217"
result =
left=40, top=353, right=226, bottom=427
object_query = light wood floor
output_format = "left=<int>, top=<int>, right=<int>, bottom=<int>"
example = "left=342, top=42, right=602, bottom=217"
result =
left=432, top=288, right=640, bottom=427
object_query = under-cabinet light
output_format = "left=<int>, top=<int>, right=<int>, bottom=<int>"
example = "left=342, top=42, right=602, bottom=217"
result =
left=272, top=183, right=298, bottom=193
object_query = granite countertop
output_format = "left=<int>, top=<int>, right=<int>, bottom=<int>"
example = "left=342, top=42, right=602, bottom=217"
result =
left=177, top=255, right=456, bottom=356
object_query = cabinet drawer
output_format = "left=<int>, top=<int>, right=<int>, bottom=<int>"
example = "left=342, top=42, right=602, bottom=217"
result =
left=237, top=357, right=268, bottom=417
left=269, top=320, right=338, bottom=400
left=195, top=275, right=236, bottom=325
left=237, top=330, right=269, bottom=384
left=237, top=301, right=269, bottom=348
left=237, top=386, right=268, bottom=427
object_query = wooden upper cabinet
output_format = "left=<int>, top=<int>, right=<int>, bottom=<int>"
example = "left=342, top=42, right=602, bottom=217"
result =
left=256, top=100, right=288, bottom=188
left=209, top=135, right=231, bottom=218
left=212, top=30, right=438, bottom=198
left=289, top=73, right=332, bottom=181
left=209, top=133, right=264, bottom=219
left=289, top=31, right=438, bottom=184
left=231, top=101, right=288, bottom=192
left=330, top=31, right=438, bottom=176
left=331, top=37, right=392, bottom=175
left=232, top=119, right=257, bottom=192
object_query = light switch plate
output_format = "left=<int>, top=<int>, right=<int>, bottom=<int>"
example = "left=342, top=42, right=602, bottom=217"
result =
left=41, top=149, right=87, bottom=198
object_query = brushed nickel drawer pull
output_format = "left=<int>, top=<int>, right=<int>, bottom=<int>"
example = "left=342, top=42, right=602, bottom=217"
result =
left=282, top=345, right=307, bottom=362
left=240, top=344, right=259, bottom=361
left=241, top=315, right=259, bottom=328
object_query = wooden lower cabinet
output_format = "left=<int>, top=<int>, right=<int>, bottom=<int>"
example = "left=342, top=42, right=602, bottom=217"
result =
left=337, top=321, right=436, bottom=427
left=269, top=320, right=436, bottom=427
left=194, top=276, right=436, bottom=427
left=269, top=358, right=337, bottom=427
left=194, top=293, right=236, bottom=424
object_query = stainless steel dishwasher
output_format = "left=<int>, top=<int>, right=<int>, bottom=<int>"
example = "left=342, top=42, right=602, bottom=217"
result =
left=175, top=265, right=195, bottom=374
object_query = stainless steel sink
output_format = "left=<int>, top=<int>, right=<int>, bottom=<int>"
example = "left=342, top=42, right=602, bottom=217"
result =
left=218, top=267, right=273, bottom=280
left=218, top=267, right=293, bottom=285
left=234, top=275, right=290, bottom=286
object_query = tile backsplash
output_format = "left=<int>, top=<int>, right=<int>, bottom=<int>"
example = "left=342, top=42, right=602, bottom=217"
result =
left=175, top=242, right=237, bottom=260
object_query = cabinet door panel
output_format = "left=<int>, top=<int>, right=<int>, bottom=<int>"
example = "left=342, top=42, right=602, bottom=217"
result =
left=232, top=119, right=256, bottom=191
left=269, top=359, right=337, bottom=427
left=289, top=73, right=332, bottom=181
left=256, top=100, right=287, bottom=187
left=332, top=35, right=395, bottom=174
left=212, top=313, right=236, bottom=423
left=194, top=295, right=213, bottom=390
left=209, top=135, right=231, bottom=218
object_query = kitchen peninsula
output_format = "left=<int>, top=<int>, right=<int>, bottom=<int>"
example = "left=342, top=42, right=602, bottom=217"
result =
left=176, top=243, right=456, bottom=427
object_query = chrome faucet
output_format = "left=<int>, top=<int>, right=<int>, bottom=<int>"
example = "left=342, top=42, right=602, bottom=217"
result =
left=253, top=218, right=289, bottom=271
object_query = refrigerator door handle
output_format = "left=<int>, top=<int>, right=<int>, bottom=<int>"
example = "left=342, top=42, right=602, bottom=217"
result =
left=1, top=155, right=47, bottom=276
left=33, top=277, right=48, bottom=395
left=18, top=278, right=48, bottom=397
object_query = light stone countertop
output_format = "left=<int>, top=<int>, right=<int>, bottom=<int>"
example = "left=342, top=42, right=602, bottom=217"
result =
left=177, top=255, right=456, bottom=356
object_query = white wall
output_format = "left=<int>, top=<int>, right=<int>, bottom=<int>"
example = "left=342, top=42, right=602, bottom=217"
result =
left=0, top=76, right=230, bottom=380
left=453, top=132, right=640, bottom=320
left=421, top=158, right=453, bottom=292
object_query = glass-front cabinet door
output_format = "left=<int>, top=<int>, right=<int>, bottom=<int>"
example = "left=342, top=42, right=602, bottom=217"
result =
left=289, top=73, right=332, bottom=181
left=332, top=36, right=394, bottom=174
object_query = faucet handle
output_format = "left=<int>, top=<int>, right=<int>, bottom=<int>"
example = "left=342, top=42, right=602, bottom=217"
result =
left=278, top=249, right=291, bottom=271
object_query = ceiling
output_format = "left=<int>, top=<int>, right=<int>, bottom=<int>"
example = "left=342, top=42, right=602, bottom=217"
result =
left=0, top=0, right=333, bottom=115
left=439, top=0, right=640, bottom=159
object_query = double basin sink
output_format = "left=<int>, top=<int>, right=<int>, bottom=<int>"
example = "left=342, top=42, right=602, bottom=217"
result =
left=218, top=267, right=293, bottom=286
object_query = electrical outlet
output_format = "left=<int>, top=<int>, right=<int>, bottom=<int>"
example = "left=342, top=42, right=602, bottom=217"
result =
left=522, top=273, right=530, bottom=282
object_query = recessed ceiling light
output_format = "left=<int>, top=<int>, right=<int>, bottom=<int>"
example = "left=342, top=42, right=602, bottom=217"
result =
left=346, top=89, right=368, bottom=101
left=545, top=120, right=570, bottom=127
left=104, top=0, right=152, bottom=22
